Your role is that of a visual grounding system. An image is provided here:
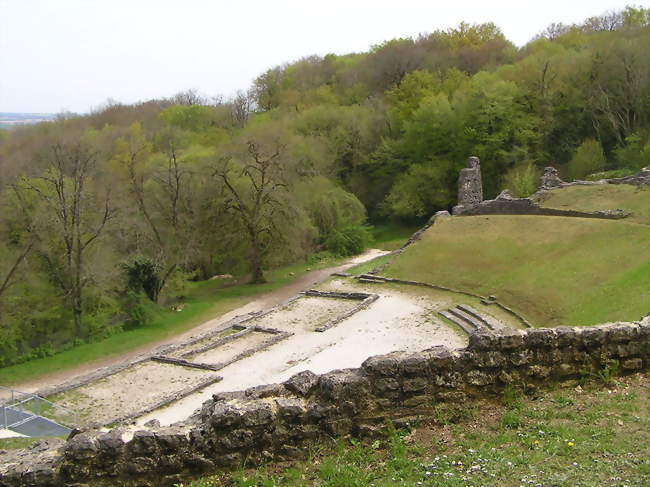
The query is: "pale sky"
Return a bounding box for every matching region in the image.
[0,0,645,114]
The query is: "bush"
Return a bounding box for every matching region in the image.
[122,255,163,302]
[501,162,541,197]
[567,139,606,180]
[614,133,650,171]
[121,291,156,329]
[324,225,371,256]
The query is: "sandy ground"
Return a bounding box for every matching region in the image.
[248,296,361,332]
[15,249,389,394]
[186,331,276,365]
[0,429,26,439]
[136,283,467,427]
[51,361,216,426]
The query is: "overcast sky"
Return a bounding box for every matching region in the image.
[1,0,645,114]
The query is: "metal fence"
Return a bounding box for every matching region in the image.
[0,385,78,436]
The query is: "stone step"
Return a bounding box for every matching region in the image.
[438,310,475,335]
[456,304,503,331]
[448,307,485,331]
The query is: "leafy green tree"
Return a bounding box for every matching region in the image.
[567,139,606,180]
[213,125,306,283]
[15,142,116,338]
[384,160,456,218]
[614,133,650,170]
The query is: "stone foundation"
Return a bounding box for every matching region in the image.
[2,319,648,487]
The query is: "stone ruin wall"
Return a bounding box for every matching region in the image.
[452,160,649,218]
[2,320,649,487]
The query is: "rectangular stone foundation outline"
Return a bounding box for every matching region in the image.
[42,358,223,429]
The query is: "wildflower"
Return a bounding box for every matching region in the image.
[567,441,574,447]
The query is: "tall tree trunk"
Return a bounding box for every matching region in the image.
[249,232,266,284]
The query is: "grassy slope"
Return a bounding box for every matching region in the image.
[540,184,650,225]
[382,215,650,327]
[192,374,650,487]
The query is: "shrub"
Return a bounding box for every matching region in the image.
[122,255,163,302]
[324,224,371,256]
[567,139,606,180]
[121,291,156,329]
[502,162,541,197]
[614,133,650,171]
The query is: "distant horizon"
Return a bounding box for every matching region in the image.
[2,0,646,114]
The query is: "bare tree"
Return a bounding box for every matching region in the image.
[118,131,191,302]
[171,88,207,106]
[18,143,116,337]
[213,137,290,283]
[229,90,254,127]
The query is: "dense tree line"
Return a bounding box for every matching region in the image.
[0,6,649,365]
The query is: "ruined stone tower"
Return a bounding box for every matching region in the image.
[456,156,483,208]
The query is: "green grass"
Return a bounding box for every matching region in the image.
[539,184,650,225]
[191,374,650,487]
[0,254,345,387]
[381,215,650,327]
[370,223,420,251]
[0,437,58,450]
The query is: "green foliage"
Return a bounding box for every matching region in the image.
[122,255,163,302]
[502,161,541,197]
[567,139,606,180]
[121,291,156,329]
[615,133,650,170]
[384,161,456,218]
[159,105,216,132]
[324,224,371,257]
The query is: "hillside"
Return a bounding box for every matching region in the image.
[382,211,650,327]
[539,184,650,226]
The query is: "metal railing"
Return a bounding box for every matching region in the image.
[0,385,78,431]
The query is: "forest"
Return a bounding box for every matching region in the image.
[0,6,649,367]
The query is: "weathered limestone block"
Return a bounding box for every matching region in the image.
[284,370,319,397]
[399,351,432,376]
[275,398,306,421]
[362,352,403,377]
[237,400,276,427]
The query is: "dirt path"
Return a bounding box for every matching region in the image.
[15,249,389,394]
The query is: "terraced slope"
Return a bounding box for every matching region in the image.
[539,184,650,225]
[382,214,650,327]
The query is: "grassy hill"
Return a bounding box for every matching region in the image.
[539,184,650,226]
[381,213,650,327]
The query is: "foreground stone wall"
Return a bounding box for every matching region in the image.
[2,320,648,487]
